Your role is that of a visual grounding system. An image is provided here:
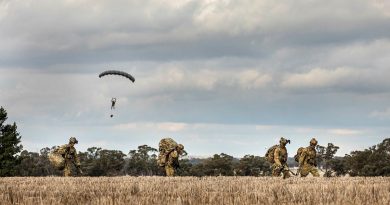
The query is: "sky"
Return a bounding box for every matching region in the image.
[1,0,390,157]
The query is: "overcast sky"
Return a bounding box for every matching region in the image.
[1,0,390,157]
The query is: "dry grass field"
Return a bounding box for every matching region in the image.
[1,176,390,205]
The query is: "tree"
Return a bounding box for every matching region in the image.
[202,153,236,176]
[126,145,160,176]
[316,143,339,177]
[78,147,126,176]
[0,107,23,176]
[328,157,347,176]
[344,138,390,176]
[235,155,271,176]
[99,149,126,176]
[16,147,60,176]
[79,147,103,176]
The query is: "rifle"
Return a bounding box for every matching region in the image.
[277,164,298,176]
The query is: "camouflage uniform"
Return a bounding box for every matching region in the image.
[165,148,180,176]
[54,137,82,177]
[158,138,184,177]
[272,137,290,179]
[299,138,320,177]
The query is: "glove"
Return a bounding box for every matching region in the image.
[76,165,83,175]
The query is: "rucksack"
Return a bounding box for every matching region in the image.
[48,147,65,170]
[265,145,279,163]
[294,147,305,162]
[158,138,178,153]
[157,138,178,167]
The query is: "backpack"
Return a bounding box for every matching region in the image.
[48,150,65,170]
[265,145,279,163]
[294,147,305,162]
[157,138,178,167]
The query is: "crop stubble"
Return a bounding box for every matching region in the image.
[0,177,389,205]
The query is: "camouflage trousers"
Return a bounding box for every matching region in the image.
[165,164,175,177]
[272,164,290,179]
[300,164,319,177]
[63,161,73,177]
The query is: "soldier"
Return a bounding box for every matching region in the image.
[299,138,320,177]
[111,98,116,110]
[157,138,185,177]
[272,137,291,179]
[54,137,82,177]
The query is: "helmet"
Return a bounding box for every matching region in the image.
[279,137,290,145]
[69,137,78,144]
[310,138,318,146]
[177,144,184,150]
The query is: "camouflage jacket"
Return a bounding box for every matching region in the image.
[167,150,180,167]
[299,146,317,166]
[55,144,81,166]
[274,146,288,166]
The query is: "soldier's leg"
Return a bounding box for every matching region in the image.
[63,162,72,177]
[283,170,290,179]
[165,164,175,177]
[272,165,282,177]
[300,165,309,177]
[310,166,320,177]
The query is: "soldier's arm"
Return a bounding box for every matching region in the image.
[73,149,81,167]
[171,151,180,168]
[298,149,306,166]
[274,148,282,166]
[171,150,178,158]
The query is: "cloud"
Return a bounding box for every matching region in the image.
[157,122,188,132]
[281,67,355,89]
[1,0,390,157]
[280,66,390,93]
[328,129,363,136]
[132,66,272,95]
[255,125,277,130]
[370,107,390,119]
[371,0,390,16]
[237,70,272,89]
[1,0,390,66]
[113,122,188,132]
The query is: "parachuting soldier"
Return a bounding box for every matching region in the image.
[157,138,185,177]
[298,138,320,177]
[111,98,116,110]
[53,137,83,177]
[272,137,291,179]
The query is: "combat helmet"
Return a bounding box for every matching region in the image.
[310,138,318,146]
[279,137,290,145]
[177,144,184,150]
[69,137,78,144]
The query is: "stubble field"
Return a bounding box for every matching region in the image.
[1,176,389,205]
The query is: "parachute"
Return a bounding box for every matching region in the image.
[98,70,135,83]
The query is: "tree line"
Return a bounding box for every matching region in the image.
[1,106,390,177]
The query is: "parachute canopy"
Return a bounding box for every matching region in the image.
[99,70,135,83]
